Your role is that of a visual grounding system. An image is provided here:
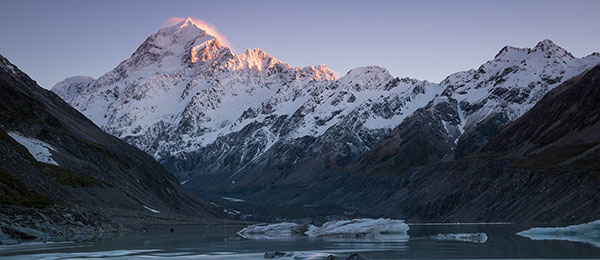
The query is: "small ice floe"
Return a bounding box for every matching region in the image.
[517,220,600,248]
[143,206,160,213]
[222,197,245,203]
[238,218,409,240]
[8,132,58,165]
[433,233,488,243]
[238,222,300,239]
[264,251,359,259]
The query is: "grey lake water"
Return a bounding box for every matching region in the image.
[1,223,599,259]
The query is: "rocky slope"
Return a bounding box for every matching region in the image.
[364,64,600,223]
[0,54,228,244]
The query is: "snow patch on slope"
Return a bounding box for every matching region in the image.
[7,132,58,166]
[143,206,160,213]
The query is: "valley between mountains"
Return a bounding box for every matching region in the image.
[52,19,600,221]
[34,17,600,223]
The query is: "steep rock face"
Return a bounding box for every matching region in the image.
[483,64,600,166]
[53,19,442,187]
[387,65,600,223]
[0,55,226,243]
[352,40,600,172]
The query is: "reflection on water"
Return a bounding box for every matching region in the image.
[1,224,600,259]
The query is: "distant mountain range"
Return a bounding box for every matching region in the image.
[52,18,600,222]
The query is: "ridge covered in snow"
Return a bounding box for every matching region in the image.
[52,18,441,181]
[353,39,600,171]
[433,39,600,156]
[52,18,600,186]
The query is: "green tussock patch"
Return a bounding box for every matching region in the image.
[36,163,109,188]
[511,143,600,172]
[86,142,132,173]
[0,171,53,209]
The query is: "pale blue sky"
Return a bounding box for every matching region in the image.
[1,0,599,88]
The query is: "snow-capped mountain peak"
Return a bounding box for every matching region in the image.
[177,17,199,28]
[52,75,96,102]
[163,17,211,37]
[227,48,283,72]
[533,39,574,59]
[412,39,600,161]
[339,66,394,91]
[52,20,444,181]
[53,29,600,189]
[494,39,574,64]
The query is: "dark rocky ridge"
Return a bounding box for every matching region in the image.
[0,55,229,244]
[361,65,600,223]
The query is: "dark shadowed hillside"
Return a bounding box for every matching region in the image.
[0,55,229,244]
[347,65,600,223]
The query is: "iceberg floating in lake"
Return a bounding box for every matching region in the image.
[238,218,409,240]
[433,233,488,243]
[237,222,302,239]
[517,220,600,248]
[305,218,409,237]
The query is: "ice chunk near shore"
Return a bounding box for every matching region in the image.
[7,132,58,165]
[433,233,488,243]
[517,220,600,248]
[238,218,409,240]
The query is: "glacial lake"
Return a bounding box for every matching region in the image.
[1,223,599,259]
